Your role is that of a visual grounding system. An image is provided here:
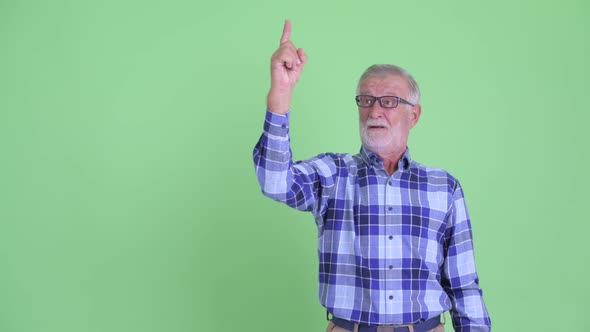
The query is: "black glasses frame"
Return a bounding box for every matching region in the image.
[355,95,415,108]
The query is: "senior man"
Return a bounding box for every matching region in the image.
[253,20,491,332]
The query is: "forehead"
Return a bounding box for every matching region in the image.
[359,74,409,95]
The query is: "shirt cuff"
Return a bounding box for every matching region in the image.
[263,109,290,137]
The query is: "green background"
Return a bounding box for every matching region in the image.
[1,0,588,331]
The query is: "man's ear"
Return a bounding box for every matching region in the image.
[409,104,421,128]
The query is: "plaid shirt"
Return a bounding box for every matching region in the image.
[253,110,491,331]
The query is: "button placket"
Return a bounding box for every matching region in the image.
[383,175,400,315]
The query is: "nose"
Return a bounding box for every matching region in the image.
[367,101,385,118]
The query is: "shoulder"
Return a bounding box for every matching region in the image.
[409,160,461,193]
[294,152,361,176]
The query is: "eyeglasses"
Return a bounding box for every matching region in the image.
[355,95,415,109]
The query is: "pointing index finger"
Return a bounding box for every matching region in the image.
[280,19,291,44]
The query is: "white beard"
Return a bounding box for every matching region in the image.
[359,120,393,149]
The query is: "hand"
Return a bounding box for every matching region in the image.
[267,19,308,115]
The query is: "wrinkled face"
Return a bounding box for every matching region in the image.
[358,74,420,155]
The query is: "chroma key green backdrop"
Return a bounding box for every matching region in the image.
[1,0,588,331]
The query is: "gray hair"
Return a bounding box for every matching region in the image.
[357,64,420,104]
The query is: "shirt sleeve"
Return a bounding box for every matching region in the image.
[442,181,492,332]
[252,110,338,217]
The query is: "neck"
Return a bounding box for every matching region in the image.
[368,147,405,175]
[382,159,398,175]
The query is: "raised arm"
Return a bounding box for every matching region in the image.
[254,20,332,214]
[267,19,308,115]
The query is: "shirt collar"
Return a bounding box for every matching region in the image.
[360,146,412,171]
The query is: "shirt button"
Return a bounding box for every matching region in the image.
[389,265,393,269]
[281,124,287,129]
[388,235,393,240]
[388,207,392,211]
[388,181,392,186]
[389,295,394,300]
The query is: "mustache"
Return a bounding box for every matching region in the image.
[364,119,390,128]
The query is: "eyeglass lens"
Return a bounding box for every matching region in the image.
[356,96,399,108]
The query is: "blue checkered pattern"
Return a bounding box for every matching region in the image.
[253,110,491,332]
